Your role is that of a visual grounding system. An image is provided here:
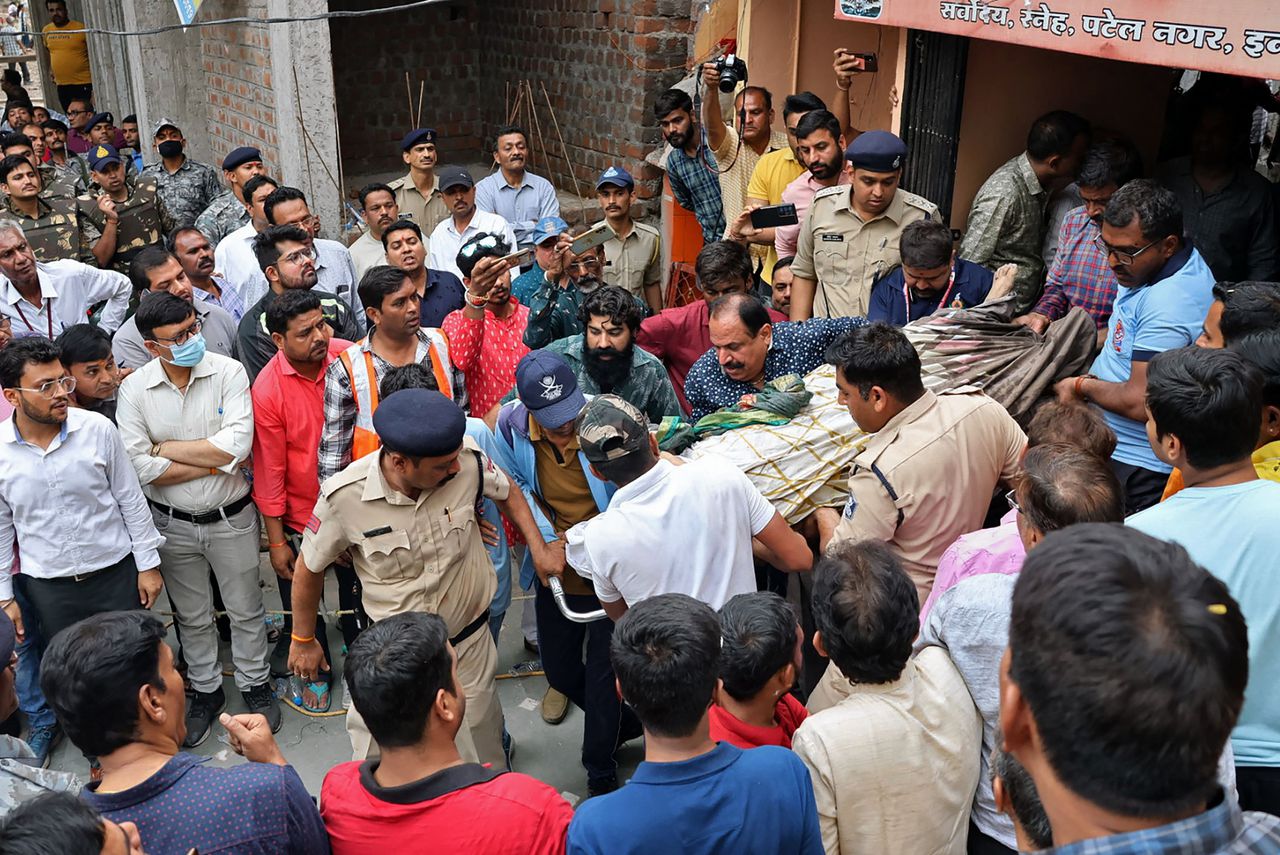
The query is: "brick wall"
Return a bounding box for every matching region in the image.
[200,0,282,173]
[331,0,697,216]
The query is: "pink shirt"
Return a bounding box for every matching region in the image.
[775,171,852,259]
[440,299,530,418]
[919,509,1025,620]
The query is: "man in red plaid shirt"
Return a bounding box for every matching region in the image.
[1015,140,1143,336]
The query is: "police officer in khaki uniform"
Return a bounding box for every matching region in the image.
[288,388,564,765]
[0,153,79,261]
[388,128,449,237]
[596,166,663,313]
[76,144,172,274]
[790,131,941,320]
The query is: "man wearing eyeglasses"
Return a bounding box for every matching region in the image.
[426,166,517,281]
[236,224,363,383]
[116,291,279,745]
[1055,180,1216,514]
[263,186,363,326]
[0,336,165,655]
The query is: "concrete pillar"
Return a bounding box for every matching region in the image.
[76,2,135,121]
[119,2,211,166]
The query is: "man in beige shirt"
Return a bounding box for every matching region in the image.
[288,388,562,766]
[790,131,941,320]
[388,128,449,237]
[816,323,1025,605]
[348,182,399,280]
[596,166,662,312]
[795,539,982,854]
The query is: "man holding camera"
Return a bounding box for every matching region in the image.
[701,60,787,271]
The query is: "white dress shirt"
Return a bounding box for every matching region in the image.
[116,352,255,514]
[0,409,165,598]
[426,210,518,280]
[0,260,132,336]
[565,457,776,609]
[215,227,364,331]
[213,221,263,307]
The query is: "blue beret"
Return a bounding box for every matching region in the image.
[401,128,438,151]
[373,389,466,458]
[222,146,263,171]
[845,130,908,173]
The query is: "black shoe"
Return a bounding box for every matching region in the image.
[243,683,282,733]
[269,634,292,678]
[523,638,539,655]
[182,686,226,748]
[587,775,619,798]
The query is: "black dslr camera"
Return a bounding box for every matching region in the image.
[713,52,747,93]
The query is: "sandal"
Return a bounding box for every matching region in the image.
[302,678,332,713]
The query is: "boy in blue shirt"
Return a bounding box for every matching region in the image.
[1056,180,1215,512]
[1128,346,1280,815]
[568,593,822,855]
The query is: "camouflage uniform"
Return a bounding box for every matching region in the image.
[958,152,1049,314]
[0,736,81,814]
[142,156,224,230]
[195,188,249,246]
[48,154,91,195]
[1,193,80,261]
[39,163,84,201]
[76,173,173,273]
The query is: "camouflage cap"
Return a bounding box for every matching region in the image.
[576,394,650,464]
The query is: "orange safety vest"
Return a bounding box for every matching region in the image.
[338,331,454,462]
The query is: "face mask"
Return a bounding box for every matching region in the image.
[157,140,183,158]
[166,332,205,367]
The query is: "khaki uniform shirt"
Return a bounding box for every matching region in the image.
[389,171,448,238]
[301,437,510,632]
[602,221,661,300]
[832,390,1025,605]
[2,194,79,261]
[792,185,941,318]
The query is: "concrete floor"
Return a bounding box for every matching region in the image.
[44,555,643,803]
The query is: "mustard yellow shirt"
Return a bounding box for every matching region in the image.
[42,21,91,86]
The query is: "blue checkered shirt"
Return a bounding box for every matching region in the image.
[666,143,725,245]
[1043,793,1280,854]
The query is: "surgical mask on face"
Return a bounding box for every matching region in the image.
[157,140,183,158]
[166,332,206,367]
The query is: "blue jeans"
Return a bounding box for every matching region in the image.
[484,498,512,643]
[13,582,56,730]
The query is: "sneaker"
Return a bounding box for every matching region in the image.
[182,687,226,748]
[269,634,292,678]
[502,728,515,771]
[243,683,282,733]
[25,723,61,768]
[540,686,569,725]
[587,775,619,798]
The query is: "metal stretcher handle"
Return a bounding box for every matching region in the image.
[549,575,608,623]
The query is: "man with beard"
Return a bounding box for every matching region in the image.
[1055,180,1215,514]
[1016,139,1143,335]
[654,88,724,245]
[597,167,662,313]
[540,285,681,423]
[41,118,90,192]
[441,233,530,420]
[684,292,865,421]
[349,182,397,280]
[427,166,517,281]
[524,238,628,350]
[774,110,849,260]
[263,185,363,325]
[475,125,559,251]
[168,225,246,322]
[236,224,362,382]
[384,218,466,328]
[790,131,940,320]
[141,119,222,232]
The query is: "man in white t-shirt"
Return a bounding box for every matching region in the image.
[565,395,811,619]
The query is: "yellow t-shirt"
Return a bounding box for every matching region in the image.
[745,146,805,283]
[43,21,92,86]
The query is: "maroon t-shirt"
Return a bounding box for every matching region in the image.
[321,760,573,855]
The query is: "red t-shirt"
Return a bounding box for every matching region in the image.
[708,693,809,749]
[322,761,572,855]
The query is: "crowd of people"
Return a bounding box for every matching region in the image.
[0,13,1274,853]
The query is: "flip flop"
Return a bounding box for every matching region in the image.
[302,678,332,713]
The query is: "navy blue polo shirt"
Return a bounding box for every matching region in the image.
[867,258,994,326]
[567,742,822,854]
[84,753,328,854]
[419,268,467,328]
